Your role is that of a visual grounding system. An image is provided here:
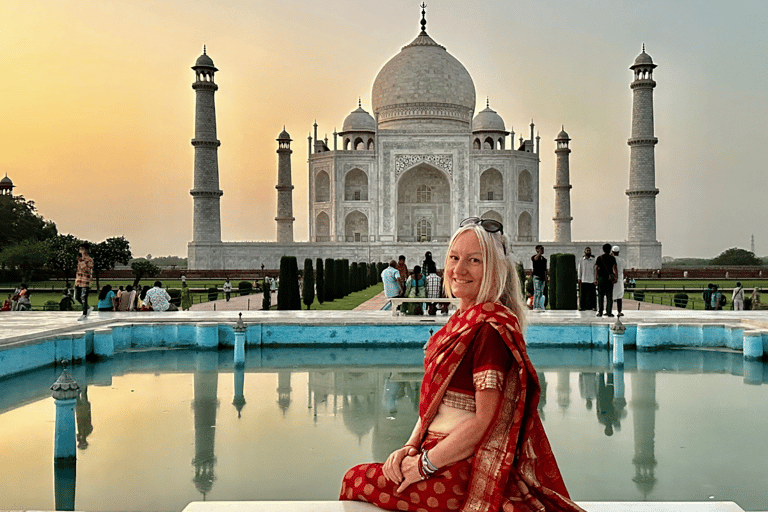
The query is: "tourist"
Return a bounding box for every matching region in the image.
[16,289,31,311]
[750,288,761,310]
[59,291,75,311]
[223,277,232,302]
[732,282,745,311]
[702,283,713,310]
[1,294,11,311]
[10,284,22,311]
[403,265,426,315]
[577,246,596,311]
[711,284,725,310]
[143,281,178,312]
[422,251,437,275]
[75,243,94,321]
[595,243,617,317]
[340,218,583,512]
[138,285,151,310]
[531,245,547,310]
[116,285,136,311]
[425,270,444,316]
[396,255,408,296]
[181,281,193,311]
[381,260,401,299]
[611,246,626,317]
[97,285,116,312]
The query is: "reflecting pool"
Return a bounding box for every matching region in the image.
[0,347,766,511]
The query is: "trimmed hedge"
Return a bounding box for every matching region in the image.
[633,290,645,301]
[549,253,559,310]
[277,255,301,310]
[674,292,688,308]
[555,253,577,310]
[262,277,271,310]
[302,259,315,309]
[324,258,336,301]
[316,258,325,304]
[238,280,252,296]
[207,287,218,302]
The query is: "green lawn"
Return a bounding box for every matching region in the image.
[297,283,383,311]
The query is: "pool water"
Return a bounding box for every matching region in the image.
[0,347,766,511]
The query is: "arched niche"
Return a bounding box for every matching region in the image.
[344,168,368,201]
[315,211,330,242]
[315,171,330,202]
[345,210,368,242]
[397,163,450,242]
[479,168,503,201]
[367,139,374,150]
[481,210,503,223]
[518,170,533,202]
[484,137,494,149]
[517,211,532,241]
[473,138,481,150]
[354,137,365,150]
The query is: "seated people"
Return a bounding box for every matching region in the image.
[59,291,75,311]
[17,290,31,311]
[143,281,178,312]
[117,285,136,311]
[1,294,11,311]
[97,285,116,311]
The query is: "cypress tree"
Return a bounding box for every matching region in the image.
[316,258,325,304]
[556,253,578,310]
[277,256,291,310]
[516,262,526,294]
[340,259,350,297]
[350,262,359,292]
[290,256,301,310]
[303,258,315,310]
[324,258,335,301]
[262,276,271,310]
[377,262,386,282]
[369,261,377,286]
[359,262,368,290]
[334,259,344,298]
[549,253,559,310]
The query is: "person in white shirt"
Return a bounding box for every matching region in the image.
[577,247,596,311]
[223,278,233,302]
[732,282,745,311]
[611,246,626,317]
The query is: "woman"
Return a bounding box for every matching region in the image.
[340,218,583,512]
[181,281,193,311]
[404,265,427,315]
[97,285,115,312]
[116,285,136,311]
[138,285,152,311]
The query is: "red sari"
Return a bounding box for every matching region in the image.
[340,302,584,512]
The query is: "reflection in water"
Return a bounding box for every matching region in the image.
[631,370,658,498]
[0,347,760,512]
[191,353,219,499]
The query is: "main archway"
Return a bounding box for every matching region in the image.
[396,163,451,242]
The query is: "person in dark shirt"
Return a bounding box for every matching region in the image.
[595,243,618,317]
[531,245,548,311]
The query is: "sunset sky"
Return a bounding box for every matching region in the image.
[1,0,766,259]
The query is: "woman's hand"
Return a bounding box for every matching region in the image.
[382,446,418,484]
[395,453,422,494]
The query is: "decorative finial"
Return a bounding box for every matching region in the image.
[486,97,489,108]
[642,43,645,52]
[203,45,207,55]
[358,97,362,108]
[420,2,427,33]
[234,312,246,332]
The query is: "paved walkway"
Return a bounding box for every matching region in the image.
[189,292,269,311]
[352,290,390,311]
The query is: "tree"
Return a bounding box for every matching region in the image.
[350,262,359,293]
[302,259,315,309]
[0,195,57,252]
[262,277,271,310]
[0,240,50,283]
[277,256,301,310]
[316,258,325,304]
[47,234,83,287]
[711,247,761,266]
[91,236,132,290]
[324,258,335,301]
[131,259,162,287]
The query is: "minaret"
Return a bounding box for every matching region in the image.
[627,45,659,242]
[553,127,573,243]
[190,46,223,242]
[275,127,295,243]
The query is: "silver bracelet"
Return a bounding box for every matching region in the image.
[422,449,439,474]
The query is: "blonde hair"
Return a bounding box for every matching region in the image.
[443,224,527,331]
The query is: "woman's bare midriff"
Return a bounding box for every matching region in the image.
[427,402,475,435]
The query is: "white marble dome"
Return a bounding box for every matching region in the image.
[472,105,506,132]
[371,31,476,130]
[341,105,376,133]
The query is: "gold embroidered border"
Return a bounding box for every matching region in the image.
[473,369,505,391]
[442,390,476,412]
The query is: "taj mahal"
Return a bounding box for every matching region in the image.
[188,8,661,270]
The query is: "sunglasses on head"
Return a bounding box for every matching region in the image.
[459,217,504,235]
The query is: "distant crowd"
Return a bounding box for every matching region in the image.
[380,251,448,315]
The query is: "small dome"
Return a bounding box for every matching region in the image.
[341,105,376,133]
[193,47,216,69]
[0,175,12,185]
[556,127,570,140]
[277,127,291,140]
[631,46,656,69]
[472,105,506,132]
